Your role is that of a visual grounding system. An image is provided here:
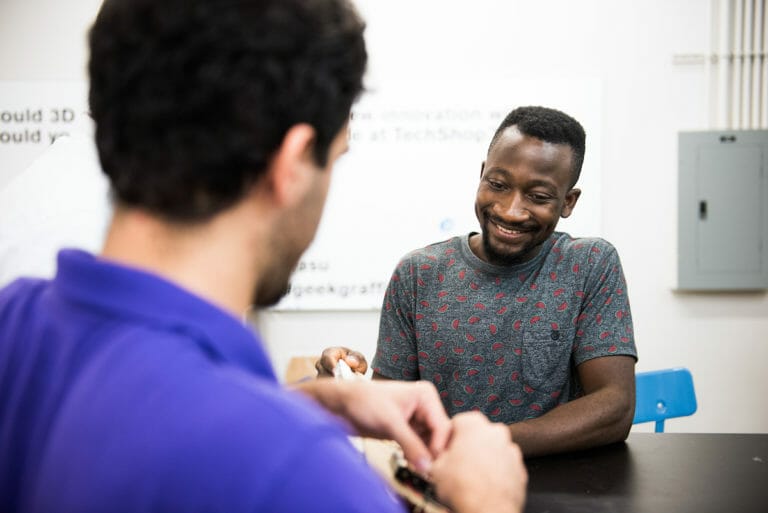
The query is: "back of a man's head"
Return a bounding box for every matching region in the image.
[88,0,367,222]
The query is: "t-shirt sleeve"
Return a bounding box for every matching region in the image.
[572,241,638,366]
[371,254,420,380]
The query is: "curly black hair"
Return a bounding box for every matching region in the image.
[488,106,586,187]
[88,0,367,221]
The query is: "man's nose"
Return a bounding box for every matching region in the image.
[500,193,529,220]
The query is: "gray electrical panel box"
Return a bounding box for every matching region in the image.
[678,130,768,291]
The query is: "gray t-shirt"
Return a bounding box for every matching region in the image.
[372,232,638,423]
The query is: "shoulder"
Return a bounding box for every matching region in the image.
[0,277,49,321]
[552,232,617,252]
[396,236,461,268]
[0,276,47,302]
[550,233,621,261]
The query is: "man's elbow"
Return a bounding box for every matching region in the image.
[610,391,635,443]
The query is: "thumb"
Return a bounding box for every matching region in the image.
[343,353,368,374]
[388,419,433,475]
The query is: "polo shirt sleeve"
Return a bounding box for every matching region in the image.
[571,241,638,366]
[264,432,407,513]
[162,385,409,513]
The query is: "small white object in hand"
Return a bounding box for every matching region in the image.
[334,359,357,380]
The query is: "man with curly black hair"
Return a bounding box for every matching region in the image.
[320,106,638,458]
[0,1,527,512]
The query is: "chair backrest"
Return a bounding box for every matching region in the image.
[633,367,697,432]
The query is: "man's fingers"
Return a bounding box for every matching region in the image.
[409,382,451,456]
[316,347,368,376]
[390,382,452,471]
[344,352,368,374]
[314,358,334,377]
[316,347,348,376]
[426,419,451,457]
[388,419,434,475]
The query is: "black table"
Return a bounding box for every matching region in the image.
[525,433,768,513]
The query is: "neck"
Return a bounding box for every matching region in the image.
[100,205,261,318]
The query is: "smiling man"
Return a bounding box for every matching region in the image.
[320,106,638,457]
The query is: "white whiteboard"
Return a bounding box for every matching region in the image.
[0,81,92,190]
[0,80,602,309]
[0,81,109,287]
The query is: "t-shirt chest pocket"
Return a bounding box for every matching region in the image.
[521,327,574,391]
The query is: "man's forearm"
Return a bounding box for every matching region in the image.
[507,385,634,457]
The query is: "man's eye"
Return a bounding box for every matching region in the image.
[487,180,505,190]
[529,193,553,202]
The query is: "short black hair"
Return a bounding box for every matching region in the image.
[488,106,586,187]
[89,0,367,221]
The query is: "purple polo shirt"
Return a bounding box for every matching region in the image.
[0,249,404,513]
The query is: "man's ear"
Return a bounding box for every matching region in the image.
[265,123,317,207]
[560,188,581,218]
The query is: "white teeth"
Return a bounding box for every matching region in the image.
[495,223,521,235]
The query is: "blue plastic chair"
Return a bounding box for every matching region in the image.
[633,368,697,432]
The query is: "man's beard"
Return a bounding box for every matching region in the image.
[480,219,539,267]
[482,232,521,266]
[252,261,294,308]
[252,280,291,308]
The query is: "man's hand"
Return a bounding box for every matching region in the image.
[315,346,368,377]
[431,412,527,513]
[293,379,450,474]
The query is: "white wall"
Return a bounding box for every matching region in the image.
[2,0,766,434]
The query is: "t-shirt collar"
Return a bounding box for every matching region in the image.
[459,232,557,275]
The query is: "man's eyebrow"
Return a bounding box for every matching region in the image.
[484,169,558,189]
[526,179,559,190]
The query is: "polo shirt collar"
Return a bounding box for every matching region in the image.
[53,249,276,382]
